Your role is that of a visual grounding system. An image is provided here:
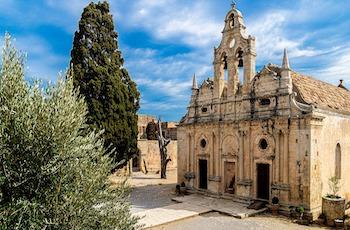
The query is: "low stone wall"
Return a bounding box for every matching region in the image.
[137,140,177,173]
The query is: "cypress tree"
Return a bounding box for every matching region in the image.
[70,1,140,164]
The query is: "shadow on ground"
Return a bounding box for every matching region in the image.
[130,170,178,214]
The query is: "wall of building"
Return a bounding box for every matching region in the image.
[137,140,177,173]
[138,114,156,139]
[177,116,312,209]
[309,110,350,217]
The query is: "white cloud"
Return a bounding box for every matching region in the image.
[247,11,321,64]
[14,35,67,80]
[315,48,350,84]
[136,77,191,98]
[125,0,222,47]
[45,0,89,16]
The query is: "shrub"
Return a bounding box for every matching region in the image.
[0,34,137,229]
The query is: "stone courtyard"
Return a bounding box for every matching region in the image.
[127,170,325,229]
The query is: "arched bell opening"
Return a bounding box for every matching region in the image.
[220,52,228,81]
[236,48,244,84]
[229,13,235,28]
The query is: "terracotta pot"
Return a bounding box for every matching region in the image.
[322,196,345,226]
[269,204,280,215]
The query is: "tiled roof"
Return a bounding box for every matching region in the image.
[291,72,350,113]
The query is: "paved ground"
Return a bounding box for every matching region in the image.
[151,212,325,230]
[129,170,178,213]
[172,194,267,219]
[126,170,325,230]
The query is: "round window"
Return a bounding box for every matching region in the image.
[259,139,268,150]
[200,139,207,148]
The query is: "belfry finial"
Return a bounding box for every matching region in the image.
[192,73,198,90]
[282,48,290,70]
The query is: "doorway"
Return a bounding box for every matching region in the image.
[224,162,236,194]
[256,163,270,200]
[199,159,208,189]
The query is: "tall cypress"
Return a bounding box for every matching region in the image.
[70,1,140,164]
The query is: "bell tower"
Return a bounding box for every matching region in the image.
[213,4,256,98]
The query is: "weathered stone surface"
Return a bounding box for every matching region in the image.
[322,197,345,226]
[138,140,177,172]
[177,4,350,220]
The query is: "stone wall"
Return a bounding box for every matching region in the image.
[138,114,156,139]
[137,140,177,173]
[309,110,350,217]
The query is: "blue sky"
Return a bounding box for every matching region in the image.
[0,0,350,121]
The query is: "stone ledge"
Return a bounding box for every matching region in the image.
[208,176,222,182]
[271,183,290,191]
[237,179,253,186]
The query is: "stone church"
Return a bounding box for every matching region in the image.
[177,5,350,219]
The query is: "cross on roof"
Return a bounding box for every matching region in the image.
[231,0,237,9]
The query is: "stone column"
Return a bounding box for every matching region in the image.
[283,131,289,183]
[216,130,220,176]
[227,58,238,97]
[274,131,280,183]
[187,133,191,172]
[245,129,251,179]
[210,132,215,175]
[279,132,284,183]
[239,130,244,180]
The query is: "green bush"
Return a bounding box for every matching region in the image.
[0,35,137,229]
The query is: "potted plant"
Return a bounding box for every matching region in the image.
[268,196,280,215]
[322,176,345,226]
[296,206,305,220]
[294,206,311,225]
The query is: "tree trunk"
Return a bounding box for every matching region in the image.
[160,153,171,179]
[157,119,171,179]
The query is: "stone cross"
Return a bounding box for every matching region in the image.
[231,0,237,9]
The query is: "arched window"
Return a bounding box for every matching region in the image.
[335,143,341,179]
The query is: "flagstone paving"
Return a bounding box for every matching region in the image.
[151,212,325,230]
[172,194,267,219]
[129,171,324,229]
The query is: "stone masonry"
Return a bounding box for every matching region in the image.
[135,115,178,173]
[177,4,350,220]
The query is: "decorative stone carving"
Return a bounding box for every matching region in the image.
[221,134,239,157]
[253,133,275,159]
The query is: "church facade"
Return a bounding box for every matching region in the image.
[177,5,350,219]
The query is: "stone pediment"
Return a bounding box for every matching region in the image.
[259,65,278,76]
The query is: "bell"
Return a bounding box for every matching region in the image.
[224,61,228,70]
[238,59,243,67]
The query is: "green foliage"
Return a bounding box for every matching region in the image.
[0,34,138,229]
[70,1,140,164]
[296,206,304,214]
[146,121,158,140]
[327,176,341,198]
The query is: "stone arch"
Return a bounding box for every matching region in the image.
[228,13,235,27]
[335,143,341,179]
[221,134,239,157]
[235,47,244,67]
[235,47,244,84]
[219,52,228,81]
